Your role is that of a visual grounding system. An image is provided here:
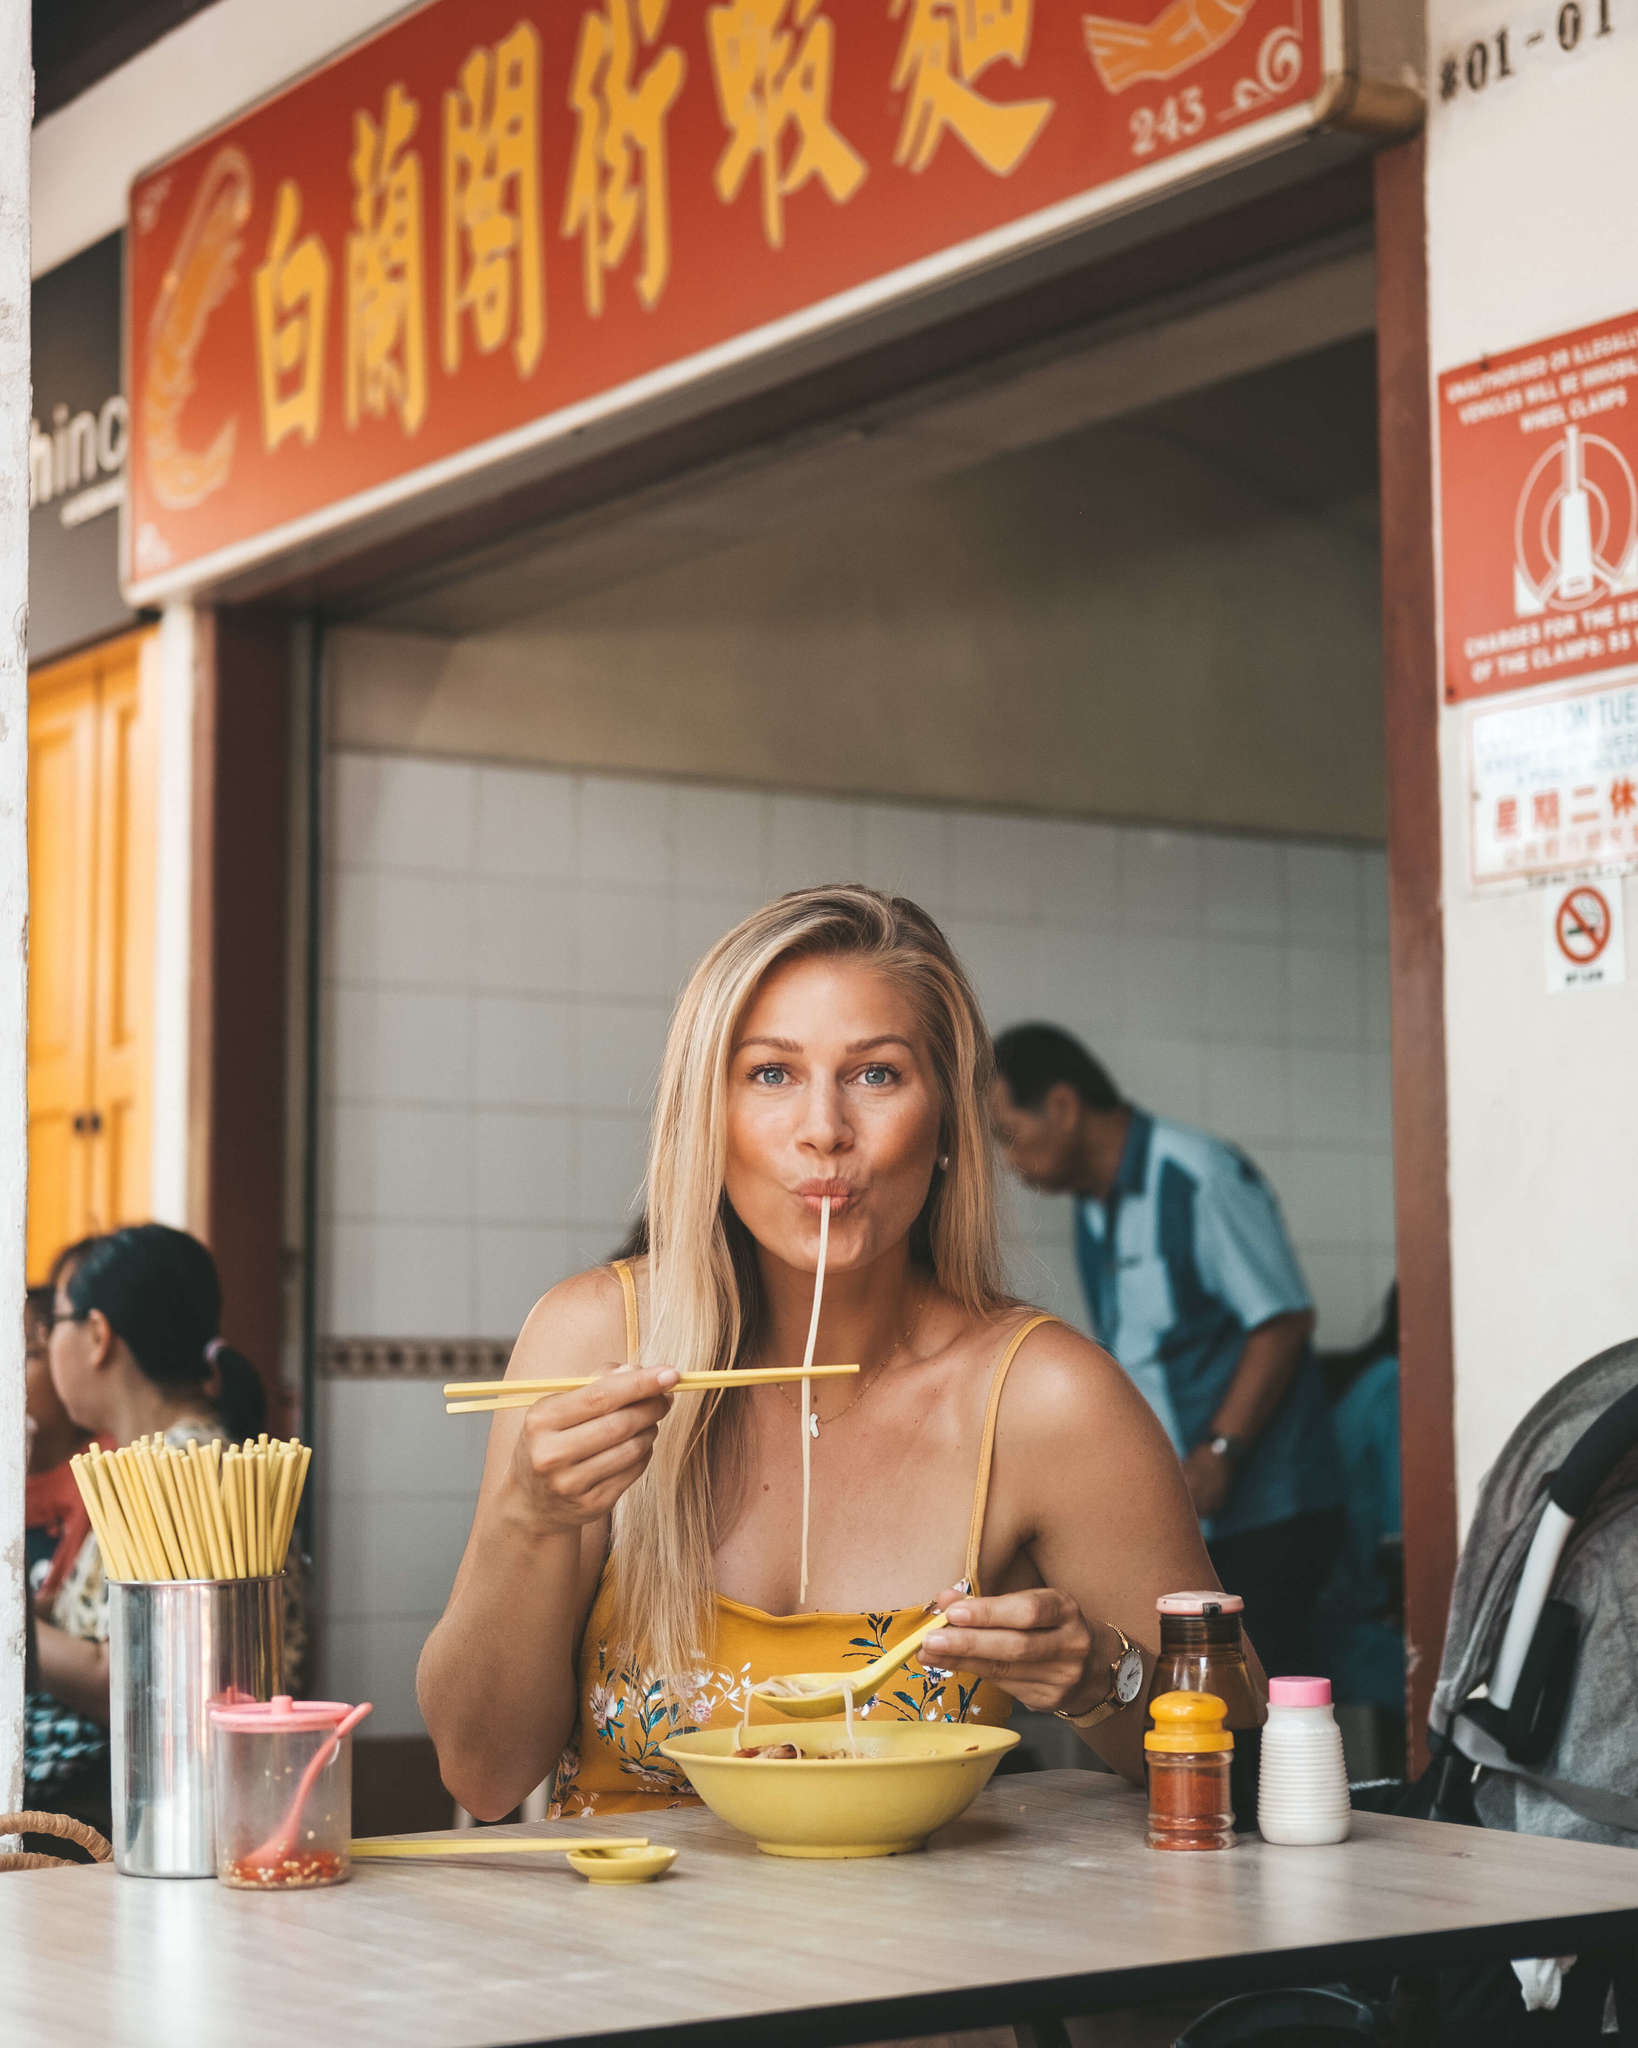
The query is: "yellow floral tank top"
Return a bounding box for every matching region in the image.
[554,1265,1056,1819]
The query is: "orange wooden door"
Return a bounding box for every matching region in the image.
[27,631,157,1281]
[89,641,157,1238]
[27,660,101,1280]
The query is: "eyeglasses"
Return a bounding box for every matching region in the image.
[47,1305,88,1333]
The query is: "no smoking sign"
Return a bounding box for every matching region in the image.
[1546,880,1627,993]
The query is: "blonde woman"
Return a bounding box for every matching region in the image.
[421,888,1220,1823]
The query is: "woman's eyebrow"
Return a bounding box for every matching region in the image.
[734,1034,915,1056]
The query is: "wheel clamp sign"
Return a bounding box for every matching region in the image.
[1439,309,1638,703]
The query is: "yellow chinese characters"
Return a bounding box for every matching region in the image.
[252,180,331,452]
[444,20,546,376]
[346,82,427,434]
[707,0,866,250]
[891,0,1054,176]
[564,0,686,316]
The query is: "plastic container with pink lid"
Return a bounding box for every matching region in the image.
[1256,1676,1351,1846]
[209,1694,371,1889]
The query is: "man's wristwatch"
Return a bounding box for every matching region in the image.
[1207,1433,1247,1465]
[1053,1623,1145,1730]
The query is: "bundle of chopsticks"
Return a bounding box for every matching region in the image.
[67,1435,311,1582]
[444,1364,859,1416]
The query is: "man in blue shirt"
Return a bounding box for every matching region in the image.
[993,1022,1344,1682]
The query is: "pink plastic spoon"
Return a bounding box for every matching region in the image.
[245,1701,373,1871]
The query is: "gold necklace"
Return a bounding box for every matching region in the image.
[775,1362,885,1438]
[773,1294,922,1438]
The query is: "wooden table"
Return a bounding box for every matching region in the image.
[5,1772,1637,2047]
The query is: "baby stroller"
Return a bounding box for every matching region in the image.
[1174,1336,1638,2048]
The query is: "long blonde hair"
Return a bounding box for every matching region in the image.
[604,885,1010,1684]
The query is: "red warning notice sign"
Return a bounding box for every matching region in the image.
[1440,309,1638,702]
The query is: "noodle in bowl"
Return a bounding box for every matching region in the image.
[659,1722,1019,1857]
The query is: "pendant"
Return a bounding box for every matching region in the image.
[809,1412,820,1439]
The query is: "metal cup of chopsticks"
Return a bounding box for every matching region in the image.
[71,1434,309,1877]
[110,1576,285,1877]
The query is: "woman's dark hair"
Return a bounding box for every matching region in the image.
[49,1236,101,1289]
[992,1022,1123,1113]
[65,1224,267,1440]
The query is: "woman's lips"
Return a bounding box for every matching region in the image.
[796,1183,859,1209]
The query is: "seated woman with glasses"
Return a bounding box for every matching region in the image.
[30,1225,299,1777]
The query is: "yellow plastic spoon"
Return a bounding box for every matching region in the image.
[751,1610,950,1720]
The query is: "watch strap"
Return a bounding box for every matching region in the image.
[1054,1623,1138,1730]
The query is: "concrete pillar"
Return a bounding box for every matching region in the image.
[1,0,31,1821]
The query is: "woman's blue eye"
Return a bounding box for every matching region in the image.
[859,1064,898,1086]
[749,1064,788,1086]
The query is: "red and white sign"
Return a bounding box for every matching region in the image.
[1555,884,1610,964]
[1469,672,1638,887]
[124,0,1350,601]
[1546,879,1625,994]
[1439,308,1638,702]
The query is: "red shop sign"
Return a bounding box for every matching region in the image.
[1439,308,1638,702]
[125,0,1350,600]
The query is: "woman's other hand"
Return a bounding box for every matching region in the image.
[921,1586,1097,1715]
[509,1365,678,1535]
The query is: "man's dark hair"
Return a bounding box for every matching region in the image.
[993,1023,1122,1113]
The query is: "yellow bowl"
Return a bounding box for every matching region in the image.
[565,1844,678,1885]
[659,1721,1019,1858]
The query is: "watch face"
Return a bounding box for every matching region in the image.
[1114,1643,1145,1706]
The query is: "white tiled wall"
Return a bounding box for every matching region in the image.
[316,749,1395,1729]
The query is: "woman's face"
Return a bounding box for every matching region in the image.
[723,954,943,1277]
[48,1267,109,1434]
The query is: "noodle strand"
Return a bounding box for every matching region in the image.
[798,1196,830,1605]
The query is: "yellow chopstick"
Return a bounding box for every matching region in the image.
[348,1835,651,1859]
[73,1452,136,1581]
[443,1364,859,1412]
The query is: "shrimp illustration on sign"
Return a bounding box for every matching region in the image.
[141,147,252,511]
[1513,426,1638,617]
[1082,0,1257,93]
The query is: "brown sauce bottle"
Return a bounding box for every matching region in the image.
[1146,1591,1265,1831]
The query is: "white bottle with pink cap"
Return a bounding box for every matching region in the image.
[1256,1676,1352,1846]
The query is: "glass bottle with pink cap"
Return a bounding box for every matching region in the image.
[1147,1591,1265,1831]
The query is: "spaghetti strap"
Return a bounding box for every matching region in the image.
[961,1312,1058,1594]
[610,1259,640,1366]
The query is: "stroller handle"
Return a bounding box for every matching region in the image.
[1489,1373,1638,1716]
[1549,1380,1638,1517]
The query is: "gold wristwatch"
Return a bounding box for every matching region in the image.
[1054,1623,1145,1730]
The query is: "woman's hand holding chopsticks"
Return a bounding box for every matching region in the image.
[509,1365,680,1534]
